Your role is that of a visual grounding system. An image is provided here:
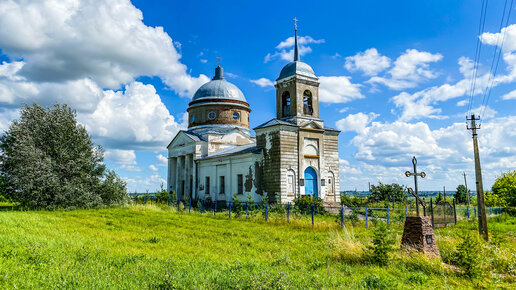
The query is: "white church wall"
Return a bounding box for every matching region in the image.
[197,152,263,203]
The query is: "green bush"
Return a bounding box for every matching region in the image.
[293,195,324,214]
[156,184,169,203]
[369,182,407,202]
[452,233,482,278]
[367,222,395,266]
[340,194,361,207]
[492,170,516,207]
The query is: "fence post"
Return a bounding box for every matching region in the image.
[143,196,146,205]
[177,197,180,212]
[392,197,394,208]
[405,205,408,218]
[287,203,290,223]
[168,194,171,207]
[265,203,268,222]
[214,201,216,216]
[341,205,345,229]
[489,207,492,215]
[201,200,204,214]
[311,203,314,227]
[466,206,469,218]
[189,198,191,214]
[474,207,476,218]
[387,206,390,225]
[365,206,368,228]
[430,198,434,228]
[453,198,457,225]
[246,202,249,218]
[229,201,231,218]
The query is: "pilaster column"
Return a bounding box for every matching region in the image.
[176,156,182,199]
[184,154,191,198]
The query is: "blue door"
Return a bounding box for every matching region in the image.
[304,167,318,198]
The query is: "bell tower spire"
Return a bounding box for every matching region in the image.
[293,17,299,61]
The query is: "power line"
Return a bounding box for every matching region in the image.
[467,0,490,117]
[480,0,514,123]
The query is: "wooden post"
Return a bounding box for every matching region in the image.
[265,203,268,222]
[430,198,434,228]
[468,114,488,241]
[287,203,290,223]
[453,198,457,224]
[341,205,345,229]
[311,203,314,227]
[387,206,390,225]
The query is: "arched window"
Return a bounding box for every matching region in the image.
[303,90,313,115]
[282,91,291,117]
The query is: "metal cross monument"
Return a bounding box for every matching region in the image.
[405,156,426,216]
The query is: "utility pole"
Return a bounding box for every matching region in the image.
[467,114,488,241]
[443,186,446,202]
[463,172,469,205]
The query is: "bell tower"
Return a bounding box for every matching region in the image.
[275,18,320,121]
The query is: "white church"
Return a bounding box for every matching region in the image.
[167,25,341,204]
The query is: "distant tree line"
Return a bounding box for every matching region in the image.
[0,103,127,209]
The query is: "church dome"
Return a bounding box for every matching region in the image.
[277,60,316,80]
[192,66,247,102]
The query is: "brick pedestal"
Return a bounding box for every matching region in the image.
[401,216,440,258]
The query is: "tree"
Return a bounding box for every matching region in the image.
[369,182,407,202]
[455,185,468,204]
[491,170,516,207]
[0,103,127,209]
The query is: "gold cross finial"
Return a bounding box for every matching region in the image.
[216,55,222,66]
[293,17,298,30]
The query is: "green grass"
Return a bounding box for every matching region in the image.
[0,204,514,289]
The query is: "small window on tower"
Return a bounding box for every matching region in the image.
[233,112,240,120]
[208,111,216,120]
[303,90,313,115]
[282,91,291,117]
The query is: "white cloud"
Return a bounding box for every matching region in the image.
[345,48,391,76]
[104,149,136,165]
[0,0,208,97]
[264,35,324,63]
[368,49,442,90]
[79,81,187,151]
[318,76,364,103]
[339,159,362,175]
[339,116,516,190]
[0,107,19,133]
[335,112,379,133]
[250,78,274,87]
[149,165,158,171]
[157,154,168,166]
[480,24,516,53]
[501,89,516,100]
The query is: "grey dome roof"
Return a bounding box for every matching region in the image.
[278,61,316,80]
[192,66,247,102]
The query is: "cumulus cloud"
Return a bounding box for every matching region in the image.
[79,82,186,151]
[335,112,379,133]
[339,117,516,190]
[264,35,324,63]
[250,78,274,87]
[0,0,209,97]
[390,28,516,121]
[368,49,443,90]
[149,165,158,171]
[104,149,137,165]
[501,89,516,100]
[318,76,364,103]
[345,48,391,76]
[480,24,516,53]
[157,154,168,166]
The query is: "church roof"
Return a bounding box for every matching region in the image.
[192,66,247,103]
[277,61,316,80]
[199,143,262,160]
[254,119,297,129]
[254,118,340,132]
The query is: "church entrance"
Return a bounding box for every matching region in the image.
[304,167,318,198]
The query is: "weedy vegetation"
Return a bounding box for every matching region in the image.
[0,204,514,289]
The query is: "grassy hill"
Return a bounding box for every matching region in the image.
[0,205,514,289]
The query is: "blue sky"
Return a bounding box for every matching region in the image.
[0,0,515,192]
